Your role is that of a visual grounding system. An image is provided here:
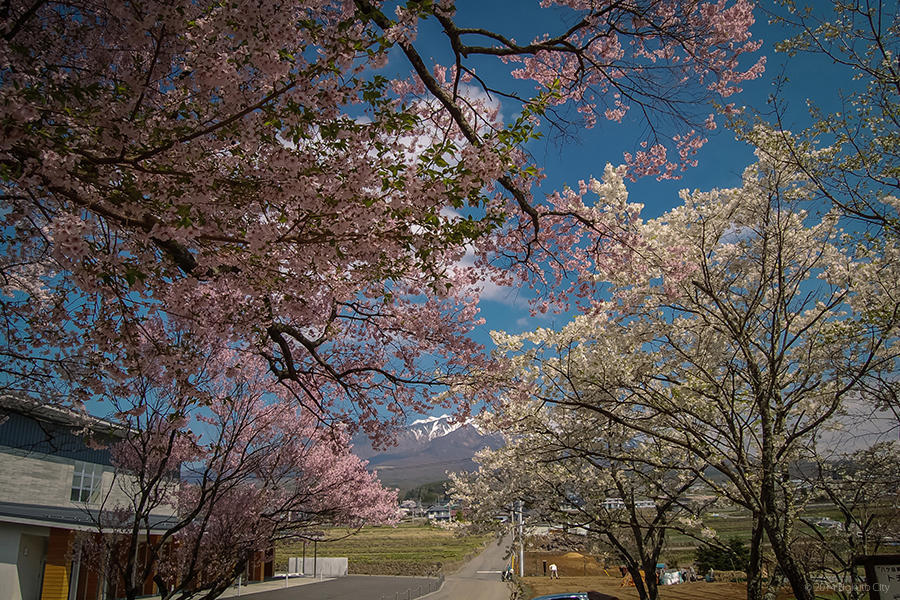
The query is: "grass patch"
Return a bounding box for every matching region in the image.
[276,521,490,576]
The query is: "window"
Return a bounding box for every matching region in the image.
[70,461,103,503]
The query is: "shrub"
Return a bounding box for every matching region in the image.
[694,537,750,573]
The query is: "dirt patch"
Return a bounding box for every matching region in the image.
[525,551,614,577]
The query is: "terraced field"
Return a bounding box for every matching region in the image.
[275,522,491,576]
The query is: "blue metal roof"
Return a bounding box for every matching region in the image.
[0,500,179,532]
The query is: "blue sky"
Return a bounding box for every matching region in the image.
[427,3,900,446]
[432,1,846,348]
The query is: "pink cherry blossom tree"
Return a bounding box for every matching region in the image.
[0,0,763,437]
[79,352,396,600]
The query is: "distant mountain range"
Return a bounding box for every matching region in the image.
[352,414,503,491]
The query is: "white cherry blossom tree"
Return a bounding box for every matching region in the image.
[480,147,900,600]
[452,402,710,600]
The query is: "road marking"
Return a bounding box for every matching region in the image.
[476,570,503,574]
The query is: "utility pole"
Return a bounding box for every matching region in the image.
[518,500,524,578]
[509,506,515,574]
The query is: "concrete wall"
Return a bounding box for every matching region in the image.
[0,450,73,508]
[288,557,348,577]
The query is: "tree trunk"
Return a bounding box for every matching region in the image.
[763,516,813,600]
[640,558,659,600]
[758,386,813,600]
[746,512,766,600]
[627,564,650,600]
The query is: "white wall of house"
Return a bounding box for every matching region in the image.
[0,523,22,600]
[0,523,49,600]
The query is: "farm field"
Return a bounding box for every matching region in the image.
[521,575,851,600]
[665,504,846,549]
[521,553,873,600]
[521,576,748,600]
[275,522,491,576]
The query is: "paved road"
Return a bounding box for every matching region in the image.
[233,575,439,600]
[230,536,514,600]
[426,535,513,600]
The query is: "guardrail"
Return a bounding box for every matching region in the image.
[379,575,444,600]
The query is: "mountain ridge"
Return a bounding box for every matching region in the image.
[352,414,502,491]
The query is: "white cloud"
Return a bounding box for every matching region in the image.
[478,280,523,305]
[720,223,754,244]
[439,206,462,221]
[449,242,527,307]
[396,84,504,167]
[815,400,898,455]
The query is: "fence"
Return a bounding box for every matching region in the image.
[378,575,444,600]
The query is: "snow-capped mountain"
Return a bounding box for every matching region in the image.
[406,414,464,443]
[352,414,501,490]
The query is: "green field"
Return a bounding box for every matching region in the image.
[543,503,874,568]
[276,522,491,576]
[663,504,854,565]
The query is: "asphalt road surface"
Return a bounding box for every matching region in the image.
[426,534,513,600]
[235,535,514,600]
[235,574,440,600]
